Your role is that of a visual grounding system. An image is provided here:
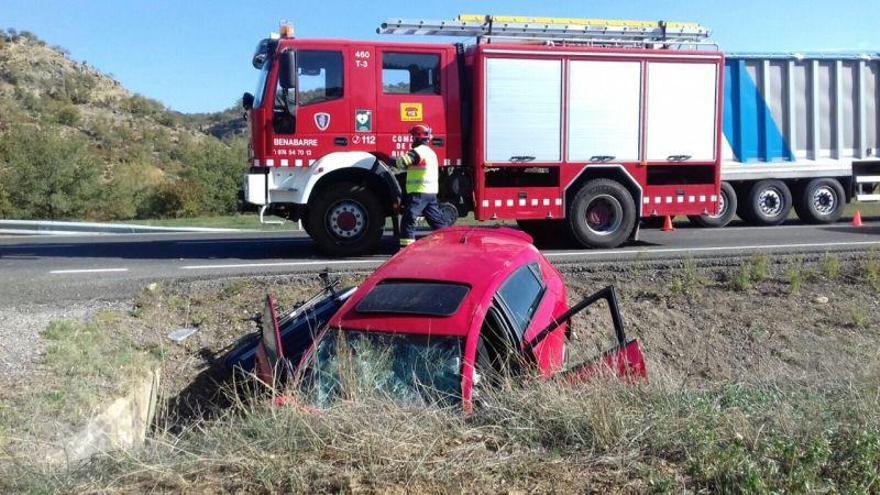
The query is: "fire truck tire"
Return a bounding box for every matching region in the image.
[742,179,792,226]
[568,179,637,249]
[307,182,384,257]
[688,182,737,228]
[793,178,845,224]
[439,202,459,227]
[300,216,314,237]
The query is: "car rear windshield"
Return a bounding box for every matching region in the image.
[356,281,470,316]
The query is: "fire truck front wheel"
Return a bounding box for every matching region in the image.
[307,182,385,257]
[568,179,637,249]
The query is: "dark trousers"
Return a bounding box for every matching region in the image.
[400,193,446,244]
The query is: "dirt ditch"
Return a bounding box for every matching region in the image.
[3,251,880,491]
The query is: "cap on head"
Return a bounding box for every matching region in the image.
[409,124,432,142]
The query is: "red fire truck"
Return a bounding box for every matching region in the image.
[242,15,724,256]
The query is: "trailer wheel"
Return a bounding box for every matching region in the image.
[307,182,384,257]
[794,178,845,224]
[568,179,636,249]
[742,180,792,226]
[688,182,737,228]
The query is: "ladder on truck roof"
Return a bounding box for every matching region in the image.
[377,14,712,48]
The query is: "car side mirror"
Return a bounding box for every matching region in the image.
[242,92,254,111]
[279,50,296,90]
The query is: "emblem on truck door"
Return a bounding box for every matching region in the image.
[314,112,331,131]
[400,103,423,122]
[355,109,372,132]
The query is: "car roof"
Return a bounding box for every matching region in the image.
[327,227,540,337]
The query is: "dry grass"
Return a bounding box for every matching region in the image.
[5,368,879,494]
[4,256,880,493]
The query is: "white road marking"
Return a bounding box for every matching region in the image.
[545,240,880,259]
[177,240,880,272]
[50,268,129,274]
[180,259,384,270]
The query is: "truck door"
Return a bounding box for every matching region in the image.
[269,46,350,165]
[375,47,448,165]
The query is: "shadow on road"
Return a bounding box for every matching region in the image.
[0,234,403,261]
[2,218,877,264]
[819,225,880,237]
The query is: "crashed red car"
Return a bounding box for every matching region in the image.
[236,227,646,410]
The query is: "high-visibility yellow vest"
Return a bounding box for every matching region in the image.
[397,144,439,194]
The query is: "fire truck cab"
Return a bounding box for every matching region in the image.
[242,16,724,256]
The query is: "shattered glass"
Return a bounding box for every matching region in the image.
[303,329,463,407]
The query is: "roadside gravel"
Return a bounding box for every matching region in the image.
[0,301,129,384]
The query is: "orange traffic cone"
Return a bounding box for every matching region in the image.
[661,215,675,232]
[852,210,863,227]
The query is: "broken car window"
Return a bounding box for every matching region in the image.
[303,330,463,407]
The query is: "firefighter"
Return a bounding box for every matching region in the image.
[395,124,446,249]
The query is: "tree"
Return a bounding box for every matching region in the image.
[0,125,103,219]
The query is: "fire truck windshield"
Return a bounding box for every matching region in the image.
[252,60,271,109]
[302,329,463,407]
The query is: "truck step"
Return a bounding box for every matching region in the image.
[856,194,880,202]
[855,175,880,183]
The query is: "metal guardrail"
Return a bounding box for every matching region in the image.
[0,220,246,236]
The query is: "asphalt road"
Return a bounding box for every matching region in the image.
[1,220,879,305]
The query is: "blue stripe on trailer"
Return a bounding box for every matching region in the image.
[723,59,794,163]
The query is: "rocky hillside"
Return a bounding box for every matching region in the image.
[0,29,246,221]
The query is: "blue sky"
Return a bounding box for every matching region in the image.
[4,0,878,113]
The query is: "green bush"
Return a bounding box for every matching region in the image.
[101,160,160,220]
[0,125,103,219]
[52,103,81,126]
[121,94,164,117]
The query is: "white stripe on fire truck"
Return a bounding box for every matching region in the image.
[266,159,275,167]
[643,197,650,204]
[699,195,706,202]
[531,199,538,206]
[542,199,550,206]
[280,159,289,167]
[654,197,661,204]
[482,200,489,207]
[554,198,562,206]
[665,196,672,204]
[308,159,316,166]
[506,199,514,207]
[677,196,684,203]
[518,199,526,206]
[443,159,451,165]
[253,159,259,167]
[494,200,502,207]
[689,195,695,203]
[711,195,718,202]
[455,159,462,166]
[295,159,303,167]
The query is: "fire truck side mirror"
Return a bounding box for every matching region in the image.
[278,50,296,90]
[242,92,254,111]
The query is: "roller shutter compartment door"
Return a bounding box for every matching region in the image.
[646,62,718,162]
[485,58,562,163]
